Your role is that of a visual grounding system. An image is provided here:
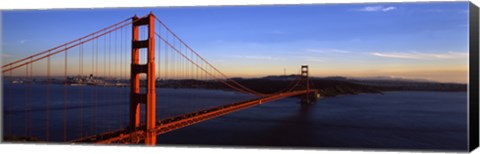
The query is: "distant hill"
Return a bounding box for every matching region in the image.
[351,76,434,83]
[159,75,466,97]
[270,75,467,92]
[262,75,467,91]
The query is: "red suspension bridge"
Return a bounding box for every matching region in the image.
[2,13,319,145]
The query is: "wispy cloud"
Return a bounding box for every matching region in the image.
[19,40,27,44]
[305,48,351,54]
[354,6,397,12]
[296,55,325,63]
[370,51,468,60]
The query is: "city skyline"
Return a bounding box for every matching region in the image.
[1,2,470,83]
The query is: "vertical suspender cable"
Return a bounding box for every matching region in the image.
[120,26,124,126]
[101,36,108,131]
[91,34,95,134]
[46,50,51,141]
[64,47,68,141]
[122,25,125,126]
[165,32,169,118]
[80,41,84,138]
[114,26,118,129]
[157,24,161,119]
[103,34,107,132]
[108,32,112,130]
[95,36,99,134]
[8,65,12,135]
[29,58,32,136]
[25,63,28,137]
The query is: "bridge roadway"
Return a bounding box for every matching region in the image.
[72,89,318,144]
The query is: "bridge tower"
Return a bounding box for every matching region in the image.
[300,65,319,104]
[130,13,156,145]
[301,65,310,91]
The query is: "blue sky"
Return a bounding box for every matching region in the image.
[1,2,470,83]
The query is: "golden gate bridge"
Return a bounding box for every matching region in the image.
[2,13,319,145]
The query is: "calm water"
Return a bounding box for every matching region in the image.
[3,83,467,151]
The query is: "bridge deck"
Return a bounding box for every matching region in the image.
[72,89,317,144]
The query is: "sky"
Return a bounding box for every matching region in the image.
[1,2,470,83]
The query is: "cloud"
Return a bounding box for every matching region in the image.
[381,6,396,12]
[355,6,397,12]
[305,48,351,54]
[295,55,325,63]
[370,51,468,60]
[19,40,27,44]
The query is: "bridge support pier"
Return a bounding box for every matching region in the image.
[301,91,320,104]
[130,13,156,145]
[299,65,319,104]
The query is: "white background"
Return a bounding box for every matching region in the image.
[0,0,478,154]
